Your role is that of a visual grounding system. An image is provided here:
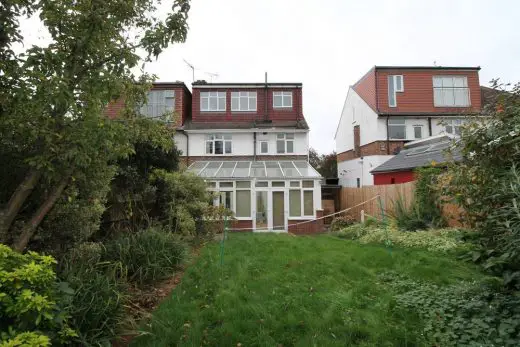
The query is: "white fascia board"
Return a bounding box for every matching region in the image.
[185,128,309,134]
[193,84,302,89]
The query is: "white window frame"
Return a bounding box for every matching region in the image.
[388,118,406,139]
[231,91,257,112]
[433,76,470,107]
[200,91,226,112]
[276,133,295,154]
[413,125,423,139]
[444,118,464,135]
[388,75,404,107]
[138,90,175,119]
[205,134,232,155]
[288,180,315,218]
[259,140,269,154]
[273,91,293,108]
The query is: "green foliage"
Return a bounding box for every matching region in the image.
[0,0,190,249]
[441,82,520,288]
[329,215,356,232]
[390,167,446,231]
[382,272,520,346]
[0,245,75,345]
[152,170,222,238]
[0,332,51,347]
[104,228,186,286]
[308,148,338,178]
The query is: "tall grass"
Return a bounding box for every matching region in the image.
[104,228,186,286]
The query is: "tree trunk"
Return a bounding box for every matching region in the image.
[13,175,70,252]
[0,170,42,242]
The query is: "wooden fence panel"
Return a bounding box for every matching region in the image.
[339,182,415,221]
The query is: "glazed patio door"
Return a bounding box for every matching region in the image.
[272,191,285,231]
[255,190,269,230]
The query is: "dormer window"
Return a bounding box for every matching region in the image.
[201,91,226,112]
[138,90,175,119]
[231,91,257,112]
[206,134,232,155]
[433,76,470,107]
[388,75,404,107]
[273,91,293,108]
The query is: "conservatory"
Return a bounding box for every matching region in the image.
[187,160,322,231]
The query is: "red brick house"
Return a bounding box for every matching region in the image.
[335,66,482,187]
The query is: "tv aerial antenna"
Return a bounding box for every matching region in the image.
[183,59,219,83]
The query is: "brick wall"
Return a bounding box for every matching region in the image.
[353,125,360,157]
[191,87,303,123]
[376,69,481,114]
[337,140,406,162]
[230,220,253,232]
[288,209,325,235]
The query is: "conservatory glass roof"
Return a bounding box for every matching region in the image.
[187,160,321,179]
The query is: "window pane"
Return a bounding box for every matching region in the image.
[283,95,292,107]
[277,133,285,139]
[272,181,285,187]
[389,125,406,139]
[433,77,443,87]
[261,141,268,153]
[206,141,213,154]
[210,97,218,111]
[286,140,294,153]
[255,181,268,187]
[395,75,403,91]
[220,182,233,188]
[290,181,300,187]
[231,96,239,111]
[236,190,251,217]
[220,191,232,209]
[302,180,314,188]
[388,118,405,125]
[286,133,294,139]
[236,181,251,188]
[225,141,232,154]
[414,126,422,139]
[446,125,453,134]
[303,190,313,215]
[276,140,285,153]
[201,97,209,111]
[273,94,283,107]
[388,76,396,106]
[215,140,223,154]
[434,89,443,106]
[207,181,216,188]
[289,190,301,217]
[249,96,256,110]
[443,89,454,106]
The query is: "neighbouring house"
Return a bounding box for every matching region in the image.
[334,66,482,187]
[181,80,323,233]
[370,134,461,185]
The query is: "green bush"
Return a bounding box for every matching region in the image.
[104,228,186,286]
[0,332,51,346]
[391,197,428,231]
[381,272,520,346]
[359,227,469,253]
[60,242,126,346]
[332,223,372,240]
[0,245,76,345]
[329,215,356,232]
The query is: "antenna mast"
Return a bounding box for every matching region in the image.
[183,59,195,82]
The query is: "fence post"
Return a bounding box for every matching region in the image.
[360,209,365,223]
[220,216,228,267]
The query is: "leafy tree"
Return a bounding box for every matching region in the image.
[441,81,520,288]
[0,0,190,251]
[309,148,338,178]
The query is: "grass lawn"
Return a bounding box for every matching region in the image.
[131,233,483,347]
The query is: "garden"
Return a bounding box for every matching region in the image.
[2,0,520,345]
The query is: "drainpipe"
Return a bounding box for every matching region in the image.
[428,117,432,136]
[253,132,257,161]
[264,72,269,122]
[386,116,390,155]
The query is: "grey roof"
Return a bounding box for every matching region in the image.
[371,140,462,174]
[182,118,309,130]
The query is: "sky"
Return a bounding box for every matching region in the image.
[19,0,520,154]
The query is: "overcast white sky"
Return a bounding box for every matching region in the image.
[20,0,520,153]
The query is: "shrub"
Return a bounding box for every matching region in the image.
[381,273,520,347]
[330,215,356,232]
[60,242,127,346]
[0,332,51,346]
[0,245,76,345]
[359,227,469,253]
[104,228,186,286]
[440,82,520,288]
[332,223,372,240]
[390,168,446,231]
